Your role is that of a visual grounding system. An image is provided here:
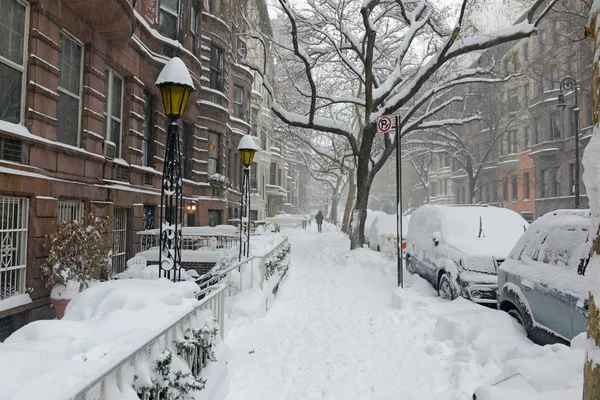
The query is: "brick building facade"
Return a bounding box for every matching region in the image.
[0,0,307,339]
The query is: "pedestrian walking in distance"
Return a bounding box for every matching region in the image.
[316,211,324,233]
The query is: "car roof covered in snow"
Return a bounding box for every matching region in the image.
[368,214,410,237]
[407,205,529,259]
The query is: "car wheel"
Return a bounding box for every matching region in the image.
[438,273,458,300]
[507,307,533,337]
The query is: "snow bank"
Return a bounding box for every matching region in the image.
[392,274,584,399]
[0,279,227,400]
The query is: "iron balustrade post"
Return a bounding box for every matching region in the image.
[159,118,183,281]
[239,165,251,261]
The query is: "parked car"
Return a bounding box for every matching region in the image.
[497,209,592,345]
[406,205,529,305]
[366,214,410,257]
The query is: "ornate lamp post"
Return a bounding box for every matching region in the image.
[237,135,259,261]
[155,57,195,280]
[556,77,580,209]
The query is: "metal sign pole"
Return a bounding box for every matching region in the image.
[395,114,403,288]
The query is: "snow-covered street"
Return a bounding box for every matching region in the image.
[223,227,584,400]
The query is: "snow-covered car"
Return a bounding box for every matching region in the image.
[405,205,529,305]
[366,214,409,257]
[497,209,592,345]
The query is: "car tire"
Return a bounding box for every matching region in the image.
[507,307,533,337]
[438,273,458,300]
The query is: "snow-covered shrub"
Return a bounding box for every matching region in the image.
[264,242,291,279]
[208,174,231,199]
[135,318,220,399]
[42,215,111,294]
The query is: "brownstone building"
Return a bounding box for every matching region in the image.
[0,0,268,339]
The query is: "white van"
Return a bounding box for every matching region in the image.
[406,205,529,305]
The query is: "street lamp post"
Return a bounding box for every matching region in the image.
[155,57,195,281]
[556,77,580,209]
[237,135,259,261]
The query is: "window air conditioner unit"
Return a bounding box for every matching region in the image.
[103,141,116,160]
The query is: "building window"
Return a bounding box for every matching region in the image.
[57,200,84,221]
[503,177,509,201]
[210,45,224,92]
[250,162,258,191]
[508,89,518,112]
[0,136,21,162]
[550,112,561,140]
[159,0,179,40]
[540,169,547,198]
[511,175,518,201]
[270,162,277,185]
[524,126,530,148]
[585,95,593,127]
[204,0,214,13]
[142,91,155,167]
[569,163,576,195]
[0,0,27,124]
[445,179,452,195]
[523,83,529,107]
[233,84,245,119]
[208,131,220,175]
[539,30,546,54]
[546,65,556,91]
[190,5,198,54]
[523,42,528,61]
[103,68,124,157]
[510,130,518,153]
[533,117,539,144]
[551,168,559,197]
[56,33,83,146]
[0,196,29,301]
[523,172,530,200]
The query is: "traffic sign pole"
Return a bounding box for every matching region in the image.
[396,114,403,288]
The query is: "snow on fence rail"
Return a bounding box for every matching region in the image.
[70,283,226,400]
[138,230,238,251]
[195,236,291,293]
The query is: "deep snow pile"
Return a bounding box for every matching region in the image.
[0,279,227,400]
[223,227,583,399]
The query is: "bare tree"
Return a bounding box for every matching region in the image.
[251,0,559,249]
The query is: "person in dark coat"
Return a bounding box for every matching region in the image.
[315,211,324,233]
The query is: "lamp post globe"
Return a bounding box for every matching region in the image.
[237,135,260,261]
[155,57,195,281]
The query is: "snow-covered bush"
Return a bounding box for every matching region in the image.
[136,318,221,399]
[208,174,231,199]
[264,242,291,279]
[41,215,111,295]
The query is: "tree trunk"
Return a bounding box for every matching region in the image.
[349,158,373,249]
[468,174,476,204]
[342,169,356,233]
[583,6,600,398]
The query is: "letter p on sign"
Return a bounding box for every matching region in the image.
[377,115,396,133]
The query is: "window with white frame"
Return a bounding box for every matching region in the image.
[57,200,84,221]
[210,45,224,92]
[0,0,28,124]
[57,32,83,146]
[233,84,245,119]
[103,68,124,157]
[0,196,29,301]
[159,0,179,40]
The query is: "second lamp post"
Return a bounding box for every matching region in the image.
[556,76,580,209]
[237,135,259,261]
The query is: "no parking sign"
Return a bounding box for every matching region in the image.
[377,115,396,133]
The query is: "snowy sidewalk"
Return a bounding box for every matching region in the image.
[222,227,585,400]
